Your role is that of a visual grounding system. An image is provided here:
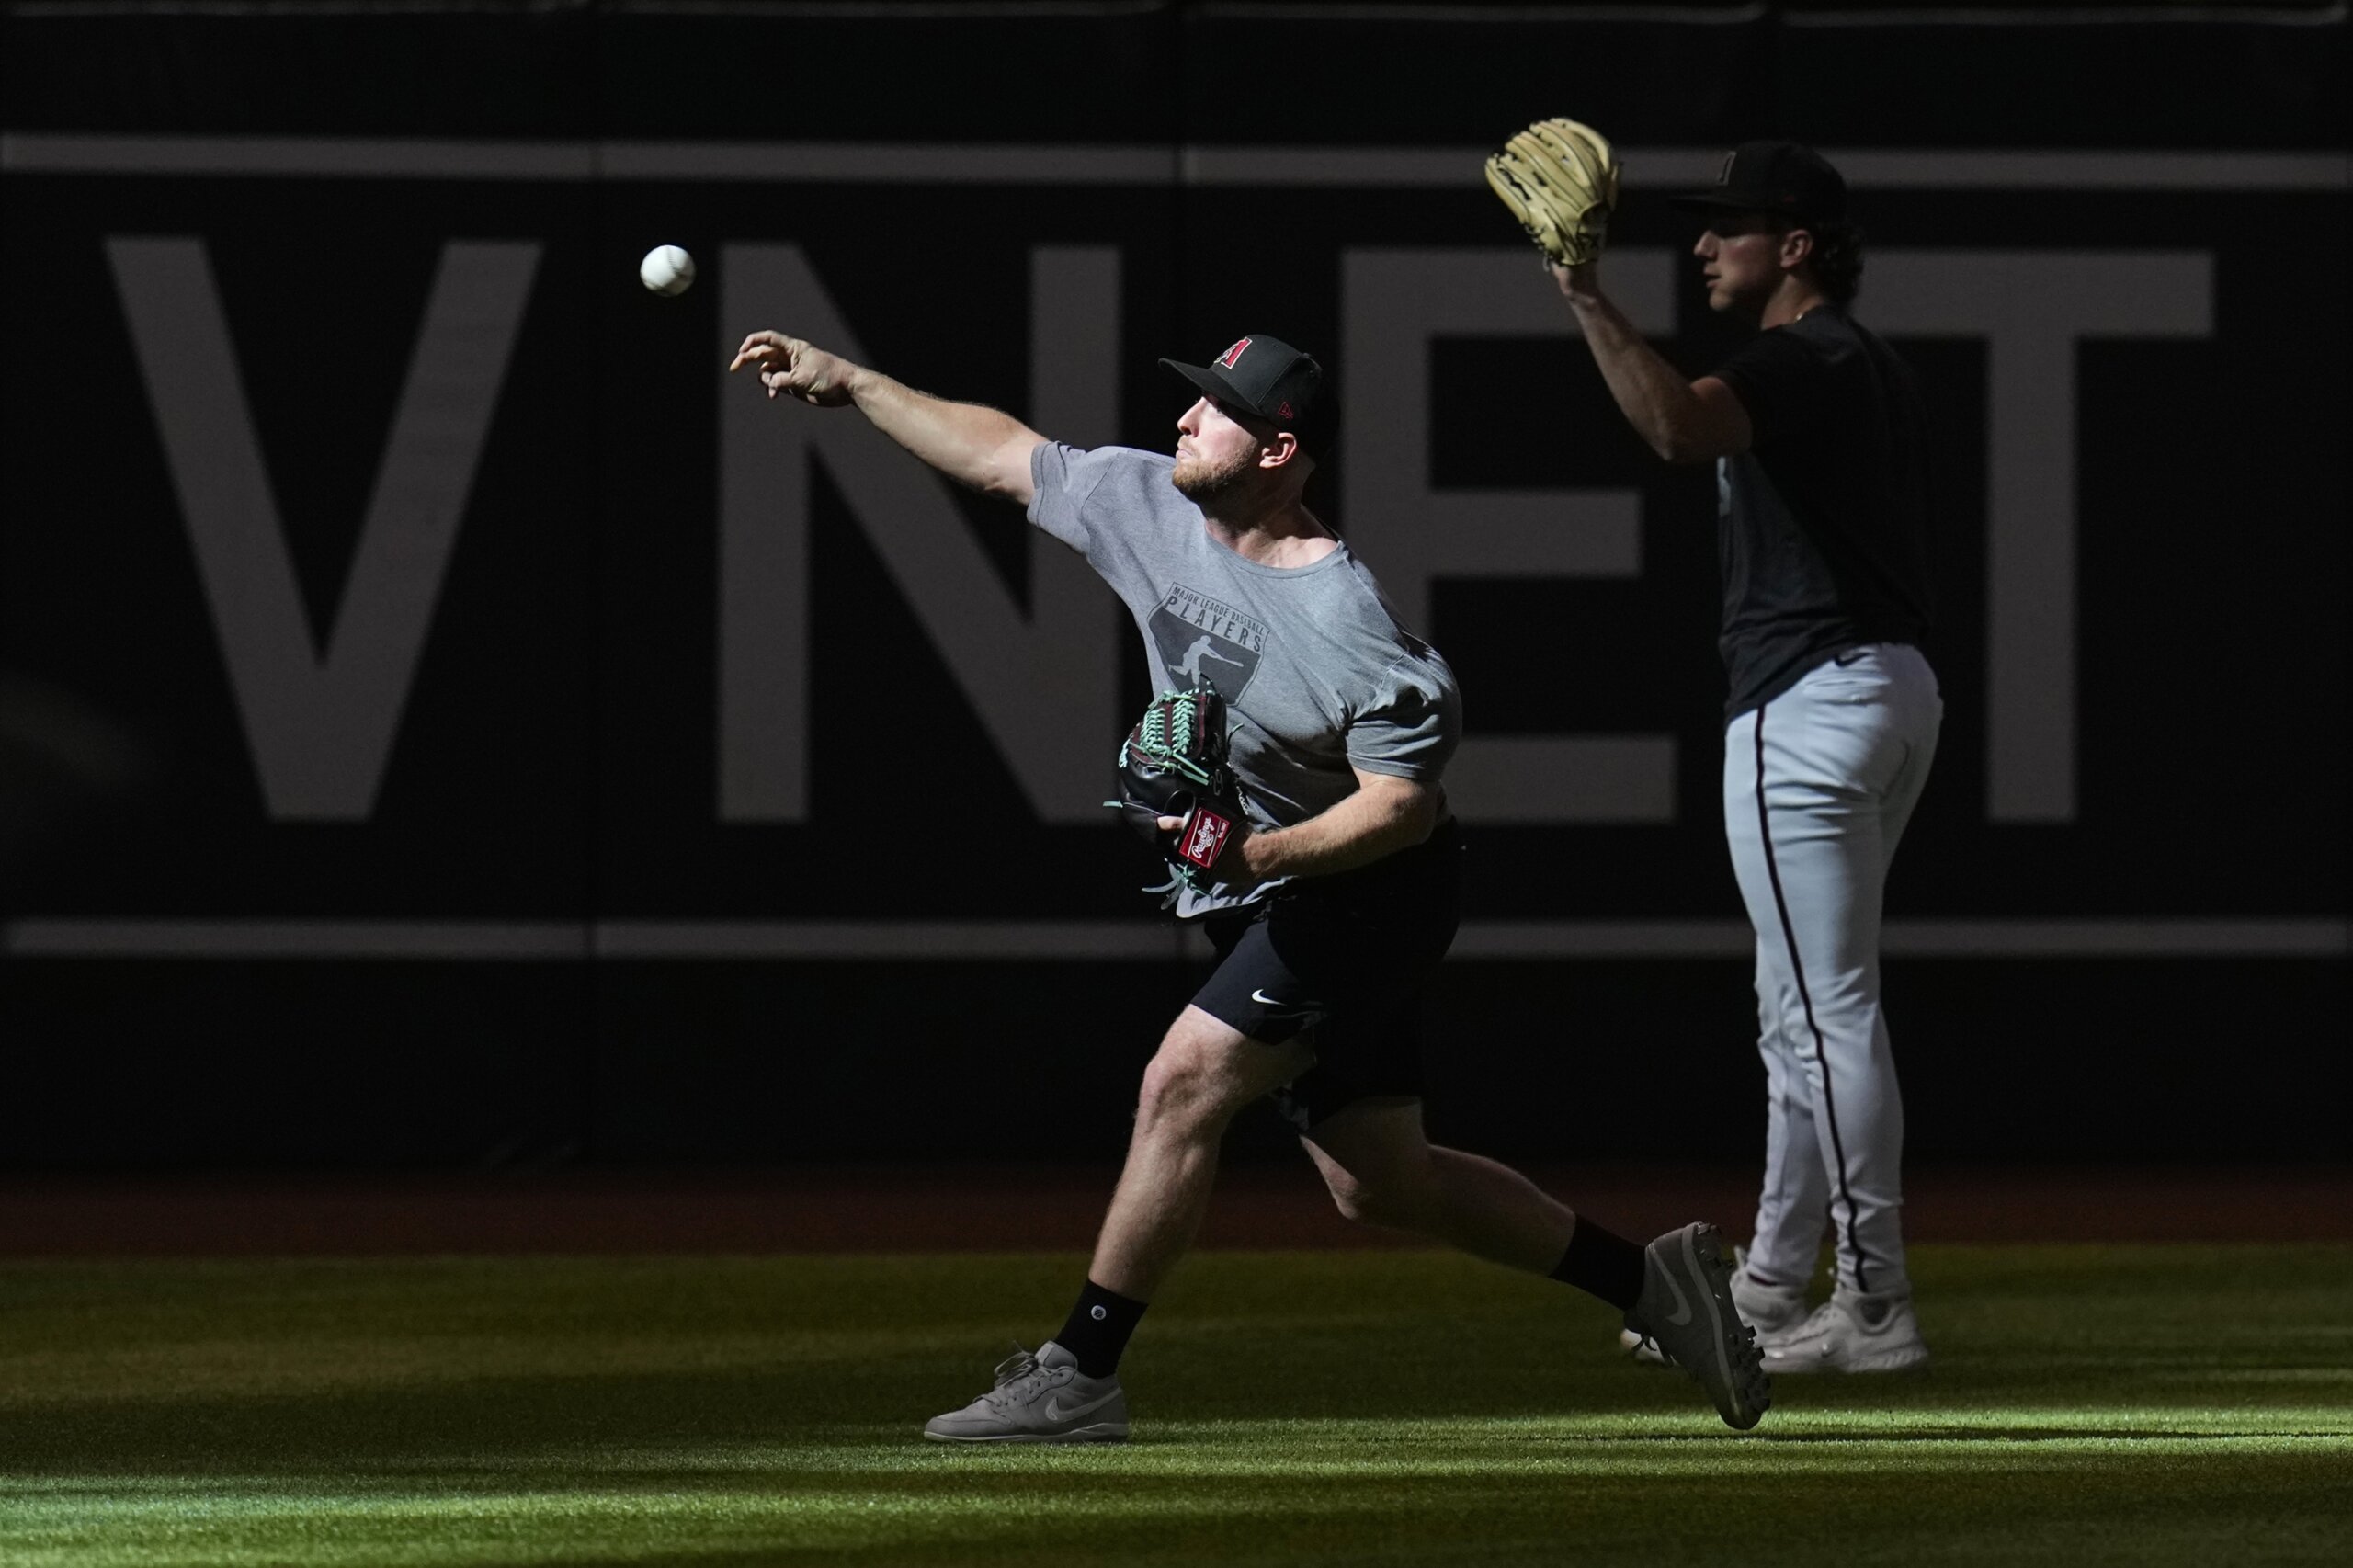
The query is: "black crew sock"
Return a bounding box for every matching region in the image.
[1549,1220,1648,1312]
[1055,1280,1149,1378]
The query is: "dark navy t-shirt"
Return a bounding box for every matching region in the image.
[1711,308,1936,718]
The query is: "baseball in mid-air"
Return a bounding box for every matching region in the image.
[639,244,696,297]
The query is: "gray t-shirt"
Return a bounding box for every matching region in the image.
[1029,442,1461,915]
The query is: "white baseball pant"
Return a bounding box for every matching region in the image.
[1722,642,1941,1299]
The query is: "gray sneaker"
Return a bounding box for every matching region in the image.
[1620,1246,1805,1366]
[1759,1287,1929,1374]
[1621,1222,1772,1430]
[923,1342,1130,1444]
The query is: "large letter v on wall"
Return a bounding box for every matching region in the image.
[107,237,540,820]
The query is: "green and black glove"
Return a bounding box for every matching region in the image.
[1110,683,1248,898]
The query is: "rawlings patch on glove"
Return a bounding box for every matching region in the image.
[1110,683,1249,901]
[1485,117,1620,268]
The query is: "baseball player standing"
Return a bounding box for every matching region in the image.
[728,324,1770,1437]
[1491,130,1941,1373]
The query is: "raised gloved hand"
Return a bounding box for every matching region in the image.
[1484,118,1621,269]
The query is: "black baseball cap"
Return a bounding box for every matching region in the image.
[1671,141,1847,225]
[1159,334,1332,445]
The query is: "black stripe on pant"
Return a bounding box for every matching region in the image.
[1752,701,1872,1295]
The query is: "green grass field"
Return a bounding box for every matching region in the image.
[3,1245,2348,1566]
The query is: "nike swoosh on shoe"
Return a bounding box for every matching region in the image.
[1662,1263,1694,1328]
[1043,1388,1121,1423]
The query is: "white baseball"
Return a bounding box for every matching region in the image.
[639,244,696,297]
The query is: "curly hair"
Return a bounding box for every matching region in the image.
[1803,220,1866,305]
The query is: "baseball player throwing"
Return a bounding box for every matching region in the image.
[1488,127,1941,1372]
[729,324,1770,1438]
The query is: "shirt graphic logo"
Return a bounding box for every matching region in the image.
[1216,336,1252,369]
[1148,584,1267,702]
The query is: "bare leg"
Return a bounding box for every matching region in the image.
[1302,1099,1576,1273]
[1088,1005,1313,1300]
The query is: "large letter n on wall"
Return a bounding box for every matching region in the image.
[717,244,1118,824]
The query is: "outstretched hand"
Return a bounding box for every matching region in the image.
[728,331,859,404]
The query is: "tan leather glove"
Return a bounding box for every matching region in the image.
[1484,118,1621,268]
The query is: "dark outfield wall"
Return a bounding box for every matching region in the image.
[1,4,2345,1167]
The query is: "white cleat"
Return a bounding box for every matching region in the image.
[1759,1287,1930,1374]
[923,1341,1131,1443]
[1621,1246,1804,1367]
[1621,1222,1772,1430]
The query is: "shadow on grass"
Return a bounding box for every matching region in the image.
[6,1250,2351,1480]
[7,1362,2350,1481]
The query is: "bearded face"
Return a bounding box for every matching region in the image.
[1170,440,1259,500]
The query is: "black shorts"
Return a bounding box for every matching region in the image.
[1189,818,1464,1134]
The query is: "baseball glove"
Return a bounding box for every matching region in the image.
[1484,118,1620,268]
[1110,683,1248,900]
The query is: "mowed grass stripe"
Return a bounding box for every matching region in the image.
[6,1454,2348,1568]
[2,1246,2348,1566]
